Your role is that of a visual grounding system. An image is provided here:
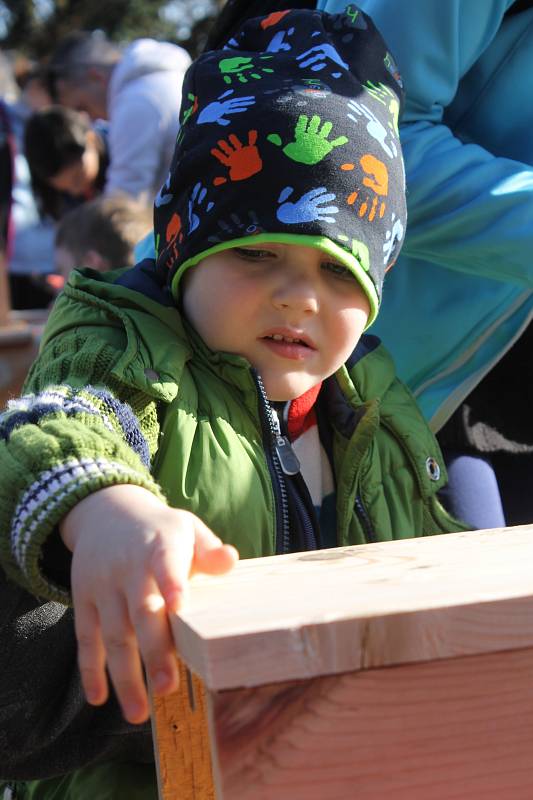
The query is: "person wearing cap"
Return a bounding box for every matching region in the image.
[46,31,191,204]
[318,0,533,529]
[0,7,466,797]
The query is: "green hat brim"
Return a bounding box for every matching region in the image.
[170,233,379,329]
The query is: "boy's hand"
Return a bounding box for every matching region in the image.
[59,485,238,724]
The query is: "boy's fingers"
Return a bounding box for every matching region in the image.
[98,593,149,724]
[73,598,108,706]
[150,521,195,612]
[126,576,180,697]
[152,515,238,612]
[193,541,239,576]
[192,517,239,575]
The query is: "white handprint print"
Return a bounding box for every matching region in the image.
[347,100,397,159]
[383,213,405,267]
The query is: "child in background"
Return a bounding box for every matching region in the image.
[0,7,466,798]
[54,194,153,278]
[24,105,109,221]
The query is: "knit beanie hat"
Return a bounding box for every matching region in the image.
[154,5,406,326]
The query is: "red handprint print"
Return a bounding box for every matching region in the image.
[260,10,291,29]
[343,153,389,221]
[211,130,263,185]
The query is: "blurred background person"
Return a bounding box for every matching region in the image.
[0,51,57,309]
[24,105,109,221]
[54,194,152,280]
[46,31,191,203]
[12,55,50,113]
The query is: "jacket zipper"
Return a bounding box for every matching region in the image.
[252,370,300,554]
[355,494,376,543]
[279,401,322,550]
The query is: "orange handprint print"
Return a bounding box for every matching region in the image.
[343,154,389,221]
[160,212,183,270]
[211,130,263,185]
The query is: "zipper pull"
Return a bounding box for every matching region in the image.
[271,412,301,475]
[274,434,301,476]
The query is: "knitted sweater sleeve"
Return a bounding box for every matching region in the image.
[0,324,166,605]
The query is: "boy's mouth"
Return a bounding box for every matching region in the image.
[261,330,316,350]
[268,334,307,345]
[260,329,317,360]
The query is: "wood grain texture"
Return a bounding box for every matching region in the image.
[210,646,533,800]
[171,526,533,689]
[0,309,46,406]
[151,656,215,800]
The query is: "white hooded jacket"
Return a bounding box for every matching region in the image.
[106,38,191,202]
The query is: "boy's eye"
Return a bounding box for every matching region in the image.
[233,247,276,261]
[322,261,354,281]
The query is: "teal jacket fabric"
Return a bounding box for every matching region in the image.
[318,0,533,430]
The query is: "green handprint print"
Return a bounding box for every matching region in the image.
[267,114,348,165]
[364,81,400,136]
[219,55,274,85]
[337,234,371,272]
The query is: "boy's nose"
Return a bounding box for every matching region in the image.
[272,285,319,314]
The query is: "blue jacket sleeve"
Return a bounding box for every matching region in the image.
[318,0,533,286]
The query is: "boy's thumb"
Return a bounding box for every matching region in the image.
[192,520,239,576]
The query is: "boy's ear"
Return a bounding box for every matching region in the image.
[85,249,111,272]
[85,128,98,147]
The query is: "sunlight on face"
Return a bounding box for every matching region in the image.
[48,133,100,197]
[182,243,370,400]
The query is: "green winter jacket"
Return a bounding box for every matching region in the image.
[0,264,466,798]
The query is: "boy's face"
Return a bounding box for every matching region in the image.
[182,243,370,401]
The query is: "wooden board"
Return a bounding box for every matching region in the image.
[209,646,533,799]
[154,526,533,798]
[170,526,533,689]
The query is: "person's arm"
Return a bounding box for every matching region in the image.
[0,294,237,774]
[0,569,153,780]
[0,318,166,604]
[319,0,533,286]
[104,94,171,201]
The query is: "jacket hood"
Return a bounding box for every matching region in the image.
[43,266,191,404]
[110,38,191,95]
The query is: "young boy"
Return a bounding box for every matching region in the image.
[0,6,465,797]
[54,194,153,277]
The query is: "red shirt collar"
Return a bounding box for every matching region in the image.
[287,382,322,441]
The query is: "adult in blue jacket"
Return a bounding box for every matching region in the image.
[317,0,533,527]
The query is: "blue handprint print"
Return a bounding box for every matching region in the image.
[277,186,339,224]
[208,211,262,244]
[155,171,173,208]
[188,182,214,234]
[266,27,295,54]
[296,43,348,78]
[197,90,256,127]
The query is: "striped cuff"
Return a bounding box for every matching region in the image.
[11,457,164,603]
[1,386,151,468]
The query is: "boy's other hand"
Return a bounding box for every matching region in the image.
[59,485,238,724]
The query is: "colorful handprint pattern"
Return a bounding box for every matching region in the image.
[154,5,406,317]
